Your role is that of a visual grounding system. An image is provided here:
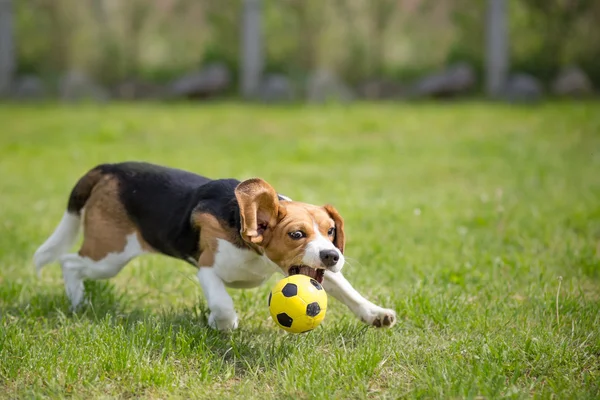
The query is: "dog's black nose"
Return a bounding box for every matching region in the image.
[320,249,340,267]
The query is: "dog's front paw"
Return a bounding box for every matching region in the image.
[359,305,397,328]
[208,311,239,331]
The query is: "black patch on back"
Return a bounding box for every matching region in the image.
[97,162,241,263]
[191,179,244,239]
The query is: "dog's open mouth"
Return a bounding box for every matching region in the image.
[288,265,325,284]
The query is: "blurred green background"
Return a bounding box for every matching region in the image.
[8,0,600,94]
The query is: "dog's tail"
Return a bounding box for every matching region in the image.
[34,166,105,275]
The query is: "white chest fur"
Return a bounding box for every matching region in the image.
[212,239,280,288]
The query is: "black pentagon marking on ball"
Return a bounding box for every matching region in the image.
[306,302,321,317]
[277,313,294,328]
[310,279,323,290]
[268,292,272,306]
[281,283,298,297]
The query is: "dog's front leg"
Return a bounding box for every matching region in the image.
[323,270,396,328]
[197,267,239,331]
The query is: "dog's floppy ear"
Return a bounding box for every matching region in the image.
[324,204,345,254]
[235,178,286,244]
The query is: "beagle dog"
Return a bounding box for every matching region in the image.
[34,162,396,330]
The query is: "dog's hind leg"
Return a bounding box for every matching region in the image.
[60,232,148,309]
[34,166,105,275]
[61,176,152,309]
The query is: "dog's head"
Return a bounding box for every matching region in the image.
[235,178,345,283]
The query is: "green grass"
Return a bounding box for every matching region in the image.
[1,101,599,399]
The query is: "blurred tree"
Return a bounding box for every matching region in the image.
[576,1,600,85]
[447,0,485,78]
[8,0,600,91]
[515,0,597,81]
[336,0,369,83]
[90,0,150,83]
[123,1,150,78]
[89,0,118,83]
[204,0,240,69]
[0,0,15,95]
[43,0,73,73]
[485,0,508,96]
[241,0,263,98]
[368,0,396,77]
[287,0,322,72]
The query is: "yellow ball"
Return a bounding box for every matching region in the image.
[268,274,328,333]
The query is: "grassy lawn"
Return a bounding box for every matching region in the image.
[0,102,599,399]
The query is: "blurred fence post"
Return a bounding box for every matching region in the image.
[485,0,508,97]
[0,0,15,97]
[240,0,263,99]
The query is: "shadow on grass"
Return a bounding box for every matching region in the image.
[1,280,305,376]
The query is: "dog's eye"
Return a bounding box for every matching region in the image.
[328,227,335,236]
[288,231,306,240]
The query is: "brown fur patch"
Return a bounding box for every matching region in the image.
[191,212,254,266]
[193,213,226,267]
[79,176,153,261]
[323,204,345,254]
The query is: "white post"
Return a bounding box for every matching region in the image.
[240,0,263,99]
[0,0,15,96]
[485,0,509,97]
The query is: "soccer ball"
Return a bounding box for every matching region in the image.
[268,274,328,333]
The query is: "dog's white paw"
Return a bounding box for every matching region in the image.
[208,311,239,331]
[359,305,397,328]
[61,257,86,311]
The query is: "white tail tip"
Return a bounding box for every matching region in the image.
[34,212,81,276]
